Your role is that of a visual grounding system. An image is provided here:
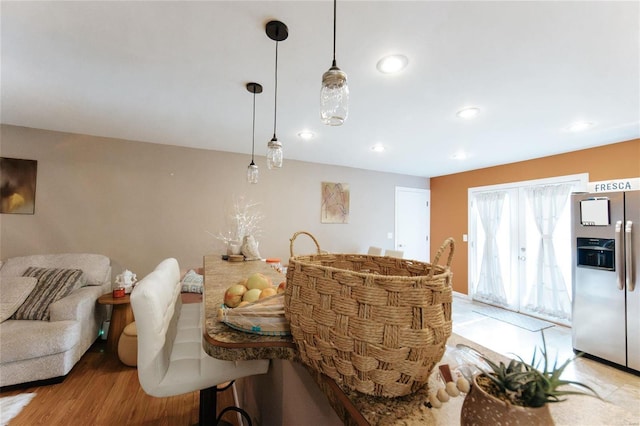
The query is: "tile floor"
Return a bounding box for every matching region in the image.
[451,292,640,419]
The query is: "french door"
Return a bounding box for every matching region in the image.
[468,174,587,325]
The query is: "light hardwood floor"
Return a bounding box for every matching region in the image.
[0,339,239,425]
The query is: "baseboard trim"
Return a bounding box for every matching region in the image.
[453,291,471,300]
[0,375,66,392]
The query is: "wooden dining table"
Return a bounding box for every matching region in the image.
[201,254,638,426]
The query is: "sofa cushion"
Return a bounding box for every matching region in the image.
[0,276,38,322]
[0,319,81,363]
[180,269,203,294]
[0,253,110,286]
[12,268,85,321]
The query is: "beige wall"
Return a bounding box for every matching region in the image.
[430,138,640,294]
[0,125,427,277]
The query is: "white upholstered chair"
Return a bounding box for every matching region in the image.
[367,246,382,255]
[130,258,269,425]
[384,249,404,258]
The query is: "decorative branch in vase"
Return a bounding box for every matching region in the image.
[207,196,264,256]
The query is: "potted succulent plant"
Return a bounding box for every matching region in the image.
[460,331,602,426]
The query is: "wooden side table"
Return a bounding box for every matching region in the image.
[98,293,134,354]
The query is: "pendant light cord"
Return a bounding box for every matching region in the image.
[251,90,256,162]
[273,41,279,138]
[332,0,337,67]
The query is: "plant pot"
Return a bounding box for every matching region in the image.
[460,375,554,426]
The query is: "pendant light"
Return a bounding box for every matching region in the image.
[246,82,262,184]
[320,0,349,126]
[265,20,288,170]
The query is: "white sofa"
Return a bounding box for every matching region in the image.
[0,253,111,387]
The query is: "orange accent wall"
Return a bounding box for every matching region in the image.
[430,139,640,294]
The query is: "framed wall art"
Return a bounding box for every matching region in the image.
[321,182,349,224]
[1,157,38,214]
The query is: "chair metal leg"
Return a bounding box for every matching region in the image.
[216,406,252,426]
[199,386,217,426]
[200,381,246,426]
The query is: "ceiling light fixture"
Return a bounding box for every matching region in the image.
[376,55,408,74]
[456,107,480,119]
[246,82,262,184]
[320,0,349,126]
[297,130,315,140]
[567,121,595,132]
[451,150,468,160]
[266,20,288,170]
[371,144,385,152]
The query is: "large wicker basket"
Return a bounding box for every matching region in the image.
[284,233,454,398]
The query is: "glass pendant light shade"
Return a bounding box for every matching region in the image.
[320,64,349,126]
[265,21,288,171]
[247,161,259,184]
[266,137,283,169]
[246,82,262,184]
[321,0,348,126]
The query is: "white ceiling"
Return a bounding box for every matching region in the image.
[2,1,638,178]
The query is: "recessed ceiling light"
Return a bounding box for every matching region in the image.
[371,144,385,152]
[567,121,595,132]
[297,130,315,140]
[456,107,480,119]
[376,55,409,74]
[451,150,468,160]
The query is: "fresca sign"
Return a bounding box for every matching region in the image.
[587,177,640,193]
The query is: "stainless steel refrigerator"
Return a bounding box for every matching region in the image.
[571,190,639,372]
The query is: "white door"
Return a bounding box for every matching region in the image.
[395,187,430,261]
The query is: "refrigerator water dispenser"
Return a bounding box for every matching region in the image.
[577,237,615,270]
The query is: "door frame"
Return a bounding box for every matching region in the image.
[467,173,588,318]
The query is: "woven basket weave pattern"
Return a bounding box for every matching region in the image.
[285,238,454,398]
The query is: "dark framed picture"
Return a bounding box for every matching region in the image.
[1,157,38,214]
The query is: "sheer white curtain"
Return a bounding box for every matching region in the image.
[473,191,508,305]
[524,183,573,320]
